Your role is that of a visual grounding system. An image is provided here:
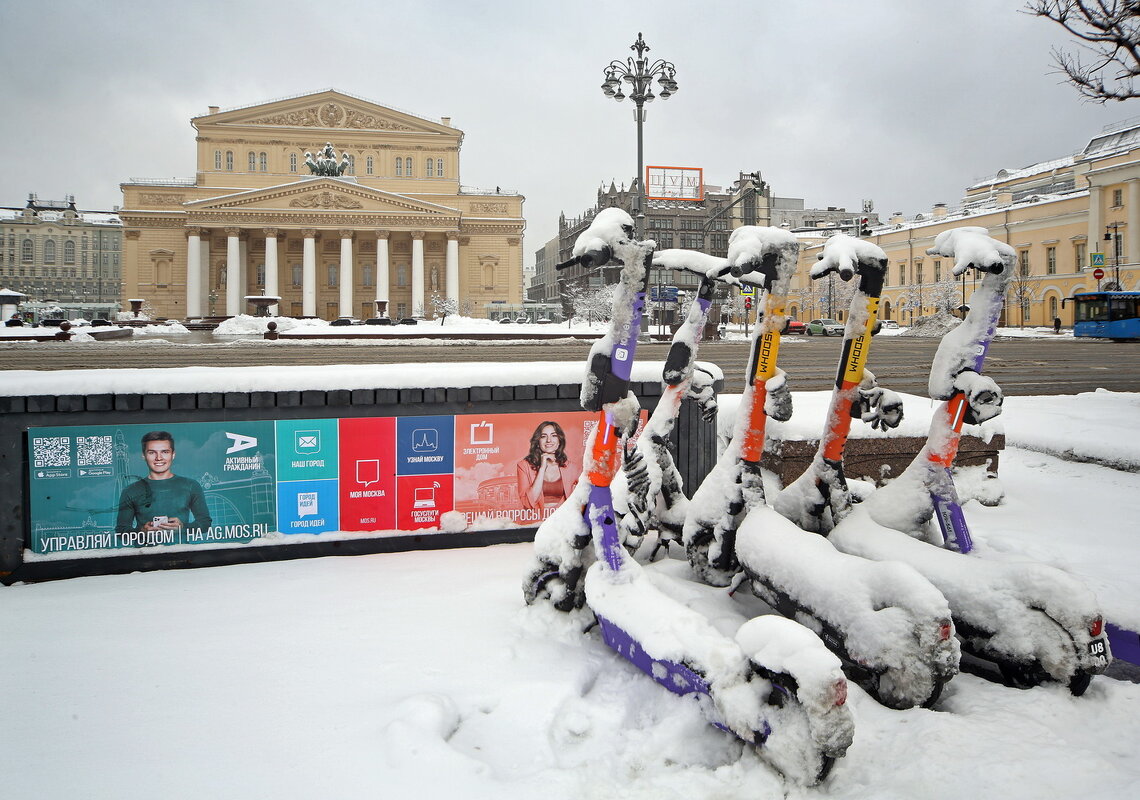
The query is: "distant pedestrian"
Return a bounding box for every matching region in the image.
[1053,316,1062,334]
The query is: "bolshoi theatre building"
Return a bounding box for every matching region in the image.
[118,89,525,321]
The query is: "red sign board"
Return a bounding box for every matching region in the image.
[338,417,397,531]
[1093,268,1105,280]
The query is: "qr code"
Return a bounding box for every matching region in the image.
[32,436,71,468]
[76,435,113,466]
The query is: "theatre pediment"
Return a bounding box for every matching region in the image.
[194,89,456,136]
[186,180,459,217]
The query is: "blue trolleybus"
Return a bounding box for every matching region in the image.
[1064,291,1140,340]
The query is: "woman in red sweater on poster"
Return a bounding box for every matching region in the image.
[516,421,571,513]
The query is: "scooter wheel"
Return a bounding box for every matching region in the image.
[686,530,738,588]
[1068,670,1093,697]
[815,755,837,783]
[998,660,1050,690]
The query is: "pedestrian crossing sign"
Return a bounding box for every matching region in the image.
[739,286,755,296]
[1091,252,1105,267]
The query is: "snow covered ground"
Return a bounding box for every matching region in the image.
[212,313,610,337]
[3,391,1139,799]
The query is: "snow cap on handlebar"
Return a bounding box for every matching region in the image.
[574,207,635,257]
[811,233,887,281]
[726,226,799,289]
[926,226,1016,277]
[555,207,637,271]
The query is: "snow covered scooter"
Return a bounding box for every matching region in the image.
[688,231,959,709]
[524,209,853,784]
[616,247,733,557]
[826,226,1112,695]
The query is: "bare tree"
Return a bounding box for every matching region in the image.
[1027,1,1140,102]
[930,275,961,314]
[794,286,820,321]
[724,291,747,325]
[899,283,926,322]
[429,292,458,325]
[1007,268,1041,328]
[566,284,616,325]
[819,274,856,319]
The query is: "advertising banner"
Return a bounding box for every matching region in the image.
[28,421,278,555]
[452,411,596,527]
[25,409,632,558]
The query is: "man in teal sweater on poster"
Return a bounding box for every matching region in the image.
[115,431,212,537]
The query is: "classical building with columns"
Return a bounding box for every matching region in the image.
[119,89,525,320]
[788,118,1140,328]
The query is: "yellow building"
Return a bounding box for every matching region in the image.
[119,89,525,321]
[790,120,1140,327]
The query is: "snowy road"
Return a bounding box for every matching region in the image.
[3,335,1139,395]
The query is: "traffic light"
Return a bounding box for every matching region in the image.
[860,217,872,237]
[744,296,753,311]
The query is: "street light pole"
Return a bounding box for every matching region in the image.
[600,32,679,240]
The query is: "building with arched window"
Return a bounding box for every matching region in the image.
[118,90,524,321]
[0,194,123,316]
[787,119,1140,328]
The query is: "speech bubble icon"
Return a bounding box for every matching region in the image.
[297,491,318,518]
[356,459,380,488]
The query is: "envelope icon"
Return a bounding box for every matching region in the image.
[295,431,321,454]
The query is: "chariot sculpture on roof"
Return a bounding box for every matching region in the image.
[303,143,349,177]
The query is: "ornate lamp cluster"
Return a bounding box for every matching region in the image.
[600,32,679,104]
[599,33,679,239]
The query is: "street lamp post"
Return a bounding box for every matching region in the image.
[600,32,679,239]
[1104,223,1123,289]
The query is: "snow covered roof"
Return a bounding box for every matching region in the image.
[0,207,121,226]
[966,156,1075,191]
[805,189,1090,249]
[1079,118,1140,160]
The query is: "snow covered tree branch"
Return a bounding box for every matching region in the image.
[1006,267,1041,328]
[1027,0,1140,102]
[429,292,458,324]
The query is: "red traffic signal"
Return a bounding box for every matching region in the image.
[744,297,753,310]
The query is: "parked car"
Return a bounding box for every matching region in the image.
[807,318,844,336]
[785,319,807,335]
[881,319,900,329]
[397,317,418,325]
[329,317,354,327]
[498,317,514,323]
[364,317,394,325]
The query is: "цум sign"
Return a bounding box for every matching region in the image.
[646,165,703,201]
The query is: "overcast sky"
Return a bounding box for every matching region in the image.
[1,0,1134,264]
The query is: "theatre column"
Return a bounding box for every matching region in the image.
[186,228,202,318]
[263,228,279,313]
[412,231,425,317]
[446,231,459,306]
[225,227,241,316]
[339,230,354,318]
[376,230,390,317]
[302,229,317,317]
[199,235,210,314]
